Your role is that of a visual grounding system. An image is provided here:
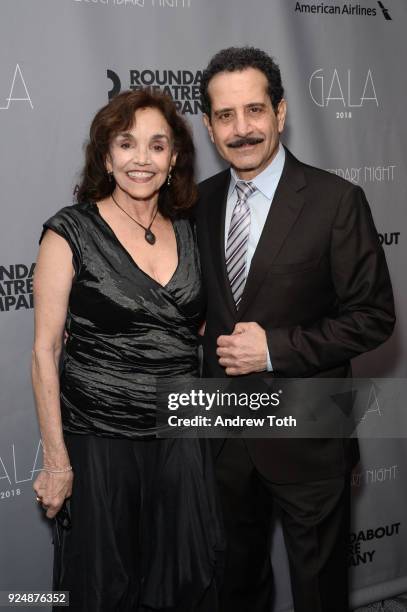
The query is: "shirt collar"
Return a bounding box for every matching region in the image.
[228,143,286,200]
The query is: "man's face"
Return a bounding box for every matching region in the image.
[203,67,286,180]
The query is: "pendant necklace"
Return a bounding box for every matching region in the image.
[110,193,158,245]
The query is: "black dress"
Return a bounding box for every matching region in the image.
[41,203,224,611]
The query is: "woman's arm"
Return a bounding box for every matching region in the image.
[32,230,75,519]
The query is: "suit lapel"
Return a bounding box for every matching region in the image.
[237,149,307,320]
[205,170,237,317]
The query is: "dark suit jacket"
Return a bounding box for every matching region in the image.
[196,148,396,483]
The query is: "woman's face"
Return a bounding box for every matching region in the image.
[106,106,177,203]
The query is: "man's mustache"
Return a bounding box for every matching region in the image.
[227,136,264,149]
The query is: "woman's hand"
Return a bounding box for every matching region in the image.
[34,468,73,519]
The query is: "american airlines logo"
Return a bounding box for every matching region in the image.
[377,1,392,20]
[295,1,393,19]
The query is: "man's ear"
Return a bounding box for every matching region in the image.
[203,114,215,143]
[276,99,287,134]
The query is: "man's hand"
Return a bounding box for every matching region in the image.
[217,322,268,376]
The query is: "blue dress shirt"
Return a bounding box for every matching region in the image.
[225,143,286,371]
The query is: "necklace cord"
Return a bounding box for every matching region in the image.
[110,193,158,245]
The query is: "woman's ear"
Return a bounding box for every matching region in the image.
[170,151,178,169]
[105,154,113,174]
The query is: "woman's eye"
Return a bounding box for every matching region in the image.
[120,142,131,149]
[153,144,164,152]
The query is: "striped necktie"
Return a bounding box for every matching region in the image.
[226,181,257,307]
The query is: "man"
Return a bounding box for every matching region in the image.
[195,47,395,612]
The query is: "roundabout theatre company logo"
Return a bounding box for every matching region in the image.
[0,263,35,313]
[107,68,203,114]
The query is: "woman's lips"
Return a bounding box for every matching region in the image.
[127,171,155,182]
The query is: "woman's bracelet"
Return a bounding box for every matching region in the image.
[42,465,73,474]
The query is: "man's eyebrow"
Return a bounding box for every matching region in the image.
[212,108,234,119]
[213,102,267,115]
[246,102,267,108]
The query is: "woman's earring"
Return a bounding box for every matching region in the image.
[108,171,114,183]
[167,169,172,187]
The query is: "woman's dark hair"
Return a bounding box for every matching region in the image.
[200,46,284,117]
[76,89,196,216]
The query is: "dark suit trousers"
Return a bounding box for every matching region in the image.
[216,439,350,612]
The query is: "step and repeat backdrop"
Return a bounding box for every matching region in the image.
[0,1,406,610]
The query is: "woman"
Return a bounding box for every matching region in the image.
[32,89,223,611]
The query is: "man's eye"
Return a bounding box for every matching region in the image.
[219,112,232,121]
[249,106,262,114]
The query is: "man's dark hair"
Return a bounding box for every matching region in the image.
[200,46,284,117]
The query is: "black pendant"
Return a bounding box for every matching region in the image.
[145,229,156,245]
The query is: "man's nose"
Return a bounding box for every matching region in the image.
[233,112,252,136]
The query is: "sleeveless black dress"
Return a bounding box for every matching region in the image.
[41,203,224,611]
